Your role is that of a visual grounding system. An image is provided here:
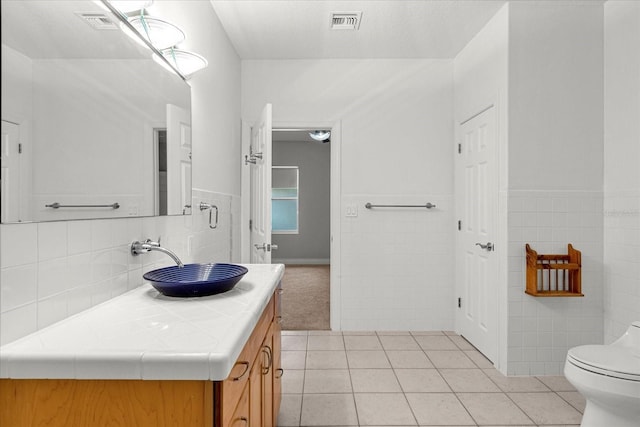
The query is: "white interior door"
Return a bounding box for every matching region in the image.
[166,104,192,215]
[455,106,498,363]
[249,104,273,263]
[1,120,23,223]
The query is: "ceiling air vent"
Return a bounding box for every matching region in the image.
[330,12,362,30]
[75,12,118,30]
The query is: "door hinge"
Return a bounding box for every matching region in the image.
[457,143,461,154]
[457,220,461,231]
[458,297,461,308]
[249,219,253,230]
[18,143,22,154]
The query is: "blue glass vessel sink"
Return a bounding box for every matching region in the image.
[143,263,248,297]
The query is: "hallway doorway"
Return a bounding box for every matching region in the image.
[241,120,342,330]
[272,129,331,330]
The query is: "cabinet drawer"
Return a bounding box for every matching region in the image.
[218,297,274,427]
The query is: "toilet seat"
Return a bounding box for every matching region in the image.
[567,345,640,381]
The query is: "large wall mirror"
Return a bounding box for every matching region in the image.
[1,0,192,223]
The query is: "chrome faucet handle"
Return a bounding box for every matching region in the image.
[144,237,161,247]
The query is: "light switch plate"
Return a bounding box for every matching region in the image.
[345,204,358,217]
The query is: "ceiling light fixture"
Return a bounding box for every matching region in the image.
[309,130,331,142]
[159,48,208,78]
[127,15,185,50]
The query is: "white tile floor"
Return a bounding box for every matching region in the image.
[278,330,585,427]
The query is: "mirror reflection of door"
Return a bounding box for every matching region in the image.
[166,104,192,215]
[1,120,28,223]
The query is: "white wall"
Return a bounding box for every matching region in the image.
[508,1,604,191]
[0,1,242,345]
[152,1,243,260]
[152,1,242,198]
[243,59,455,330]
[272,140,330,264]
[455,1,606,375]
[603,0,640,343]
[506,1,604,375]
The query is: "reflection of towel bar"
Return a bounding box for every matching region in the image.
[365,202,436,209]
[45,202,120,209]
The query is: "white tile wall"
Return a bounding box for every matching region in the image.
[340,194,454,331]
[603,190,640,343]
[0,190,233,346]
[506,190,604,375]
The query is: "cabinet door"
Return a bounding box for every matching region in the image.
[267,286,283,427]
[272,312,282,422]
[249,351,262,427]
[229,383,249,427]
[261,331,274,427]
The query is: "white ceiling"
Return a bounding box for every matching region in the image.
[1,0,149,59]
[210,0,507,59]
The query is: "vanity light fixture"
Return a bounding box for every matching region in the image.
[158,47,208,78]
[127,15,185,50]
[309,130,331,142]
[101,0,208,79]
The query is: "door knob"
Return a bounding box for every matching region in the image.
[475,242,494,251]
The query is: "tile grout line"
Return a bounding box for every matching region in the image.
[296,333,309,427]
[501,387,538,426]
[427,334,480,427]
[390,334,424,426]
[384,333,420,427]
[342,332,361,427]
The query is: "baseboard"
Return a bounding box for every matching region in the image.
[272,258,330,265]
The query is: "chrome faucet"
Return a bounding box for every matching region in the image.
[131,238,184,268]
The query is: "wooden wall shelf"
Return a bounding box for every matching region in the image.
[525,244,583,297]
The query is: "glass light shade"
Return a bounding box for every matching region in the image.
[107,0,153,13]
[160,48,208,77]
[128,15,185,50]
[309,130,331,141]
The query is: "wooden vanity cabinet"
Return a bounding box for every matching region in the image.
[215,290,282,427]
[0,289,282,427]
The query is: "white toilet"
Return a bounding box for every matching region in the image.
[564,321,640,427]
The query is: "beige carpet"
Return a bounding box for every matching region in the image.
[280,264,330,330]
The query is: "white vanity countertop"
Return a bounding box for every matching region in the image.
[0,263,284,381]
